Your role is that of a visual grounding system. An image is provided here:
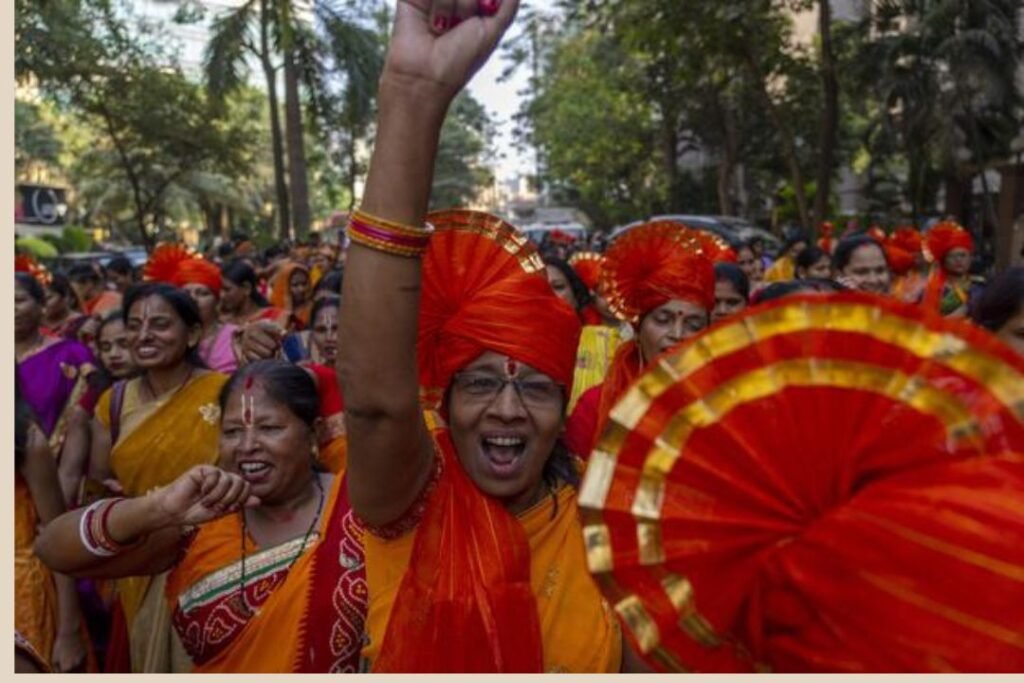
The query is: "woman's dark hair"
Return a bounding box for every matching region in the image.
[782,230,810,255]
[88,309,134,393]
[970,267,1024,332]
[752,278,847,304]
[106,256,133,277]
[832,235,888,272]
[97,309,125,339]
[543,257,591,313]
[220,360,320,428]
[122,283,206,368]
[222,259,270,306]
[714,262,750,301]
[15,273,45,305]
[313,270,343,297]
[47,273,79,309]
[263,244,287,262]
[15,373,37,471]
[795,246,829,278]
[216,243,235,260]
[68,263,102,283]
[310,295,340,328]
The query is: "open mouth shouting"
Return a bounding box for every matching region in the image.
[480,432,528,479]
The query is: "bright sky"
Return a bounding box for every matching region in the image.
[383,1,532,183]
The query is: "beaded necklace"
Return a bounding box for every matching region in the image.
[237,471,326,616]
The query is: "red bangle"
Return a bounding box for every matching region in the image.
[95,498,140,553]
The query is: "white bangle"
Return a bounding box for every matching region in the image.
[79,500,117,557]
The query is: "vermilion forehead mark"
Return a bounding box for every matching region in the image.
[242,376,256,427]
[504,358,518,378]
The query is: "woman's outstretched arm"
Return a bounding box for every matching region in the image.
[338,0,519,527]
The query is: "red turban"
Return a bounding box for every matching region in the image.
[886,227,923,276]
[569,251,603,292]
[924,221,974,266]
[418,210,582,408]
[173,258,222,296]
[817,221,835,254]
[600,221,718,323]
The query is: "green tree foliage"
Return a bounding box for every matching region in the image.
[854,0,1023,225]
[15,100,63,178]
[17,0,266,248]
[431,94,496,210]
[204,0,385,237]
[524,30,663,228]
[517,0,1022,232]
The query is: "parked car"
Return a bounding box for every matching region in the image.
[49,248,148,273]
[522,223,588,245]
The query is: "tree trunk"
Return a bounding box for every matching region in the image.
[260,0,290,241]
[656,98,682,212]
[284,49,312,238]
[716,99,738,215]
[813,0,839,230]
[742,50,812,230]
[347,134,359,211]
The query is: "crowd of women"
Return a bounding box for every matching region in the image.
[13,0,1024,674]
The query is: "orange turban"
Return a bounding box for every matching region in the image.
[924,221,974,266]
[569,251,603,292]
[418,210,582,408]
[886,227,923,276]
[600,221,718,322]
[144,243,221,296]
[174,258,222,296]
[15,254,50,287]
[816,222,835,254]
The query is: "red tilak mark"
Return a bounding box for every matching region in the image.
[244,376,254,390]
[505,359,518,378]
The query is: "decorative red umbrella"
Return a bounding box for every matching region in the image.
[579,292,1024,672]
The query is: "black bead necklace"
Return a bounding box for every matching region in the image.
[237,471,325,616]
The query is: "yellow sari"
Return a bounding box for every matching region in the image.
[363,482,622,672]
[95,372,227,670]
[764,255,795,282]
[569,325,624,414]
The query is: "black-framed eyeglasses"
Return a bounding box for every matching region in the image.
[451,371,564,408]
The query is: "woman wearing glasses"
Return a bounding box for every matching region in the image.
[335,1,644,671]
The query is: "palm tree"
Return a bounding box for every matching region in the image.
[863,0,1022,225]
[205,0,383,239]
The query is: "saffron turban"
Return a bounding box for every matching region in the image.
[418,210,582,408]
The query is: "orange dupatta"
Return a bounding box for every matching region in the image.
[371,431,543,672]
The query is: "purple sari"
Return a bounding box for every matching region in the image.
[16,337,96,440]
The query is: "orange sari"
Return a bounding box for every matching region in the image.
[269,262,312,329]
[362,432,621,673]
[165,473,366,672]
[14,474,57,669]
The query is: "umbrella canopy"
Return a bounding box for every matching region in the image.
[16,237,59,259]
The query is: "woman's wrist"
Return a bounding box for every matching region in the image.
[377,72,451,130]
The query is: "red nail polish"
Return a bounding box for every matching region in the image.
[451,15,463,27]
[434,15,448,31]
[479,0,500,15]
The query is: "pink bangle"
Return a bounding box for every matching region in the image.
[347,211,433,258]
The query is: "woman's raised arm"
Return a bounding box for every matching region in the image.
[338,0,519,527]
